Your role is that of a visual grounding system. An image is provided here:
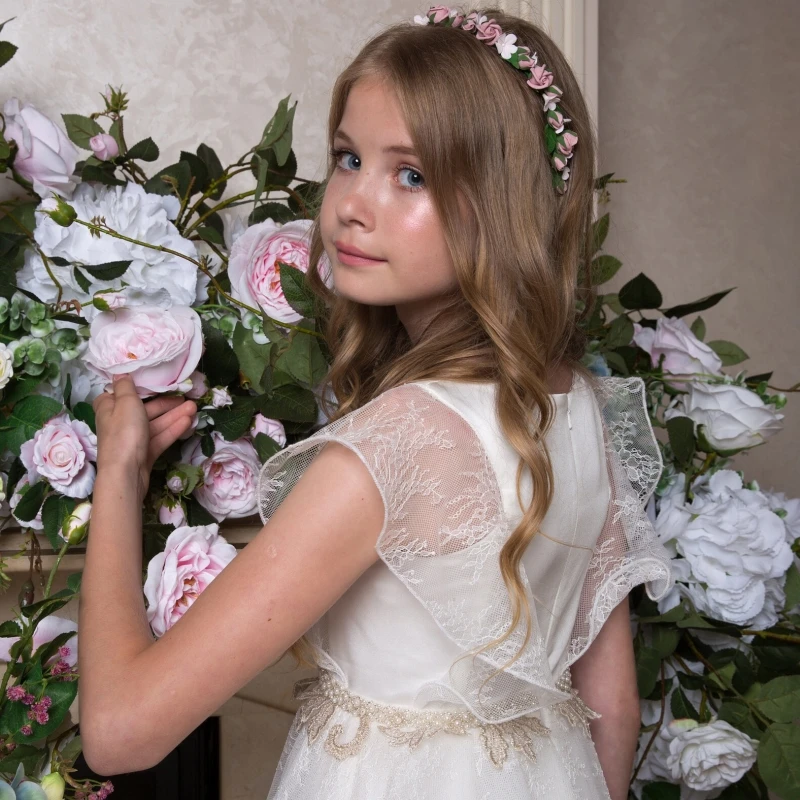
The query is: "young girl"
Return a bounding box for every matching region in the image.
[79,6,674,799]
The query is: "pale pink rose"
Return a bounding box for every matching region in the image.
[2,98,79,198]
[185,370,209,400]
[527,64,554,90]
[210,387,232,408]
[89,133,119,162]
[250,413,287,447]
[143,524,237,637]
[461,12,482,31]
[9,475,44,531]
[553,154,569,171]
[451,13,464,26]
[158,499,187,527]
[542,86,563,111]
[547,109,565,131]
[20,412,98,498]
[476,19,503,45]
[228,218,314,325]
[633,317,723,388]
[518,49,537,69]
[428,5,451,23]
[180,432,260,521]
[557,131,579,156]
[0,615,78,667]
[93,289,127,310]
[83,305,203,399]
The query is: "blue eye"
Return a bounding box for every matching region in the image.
[330,148,360,171]
[397,167,425,191]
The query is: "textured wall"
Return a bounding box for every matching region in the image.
[598,0,800,495]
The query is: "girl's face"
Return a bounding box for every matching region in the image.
[319,77,458,343]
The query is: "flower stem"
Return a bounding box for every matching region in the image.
[631,660,666,784]
[44,540,70,599]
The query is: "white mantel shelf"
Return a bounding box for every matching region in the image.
[0,521,263,573]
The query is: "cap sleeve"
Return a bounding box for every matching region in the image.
[564,376,674,669]
[256,382,576,724]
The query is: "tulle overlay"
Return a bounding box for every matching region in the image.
[257,375,674,799]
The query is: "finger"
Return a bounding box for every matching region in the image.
[150,401,197,436]
[149,413,195,463]
[144,395,190,421]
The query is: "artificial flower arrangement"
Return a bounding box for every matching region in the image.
[0,19,798,800]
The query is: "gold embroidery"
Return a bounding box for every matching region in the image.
[292,668,602,769]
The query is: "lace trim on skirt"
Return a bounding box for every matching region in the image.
[292,668,602,769]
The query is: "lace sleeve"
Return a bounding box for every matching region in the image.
[564,377,675,669]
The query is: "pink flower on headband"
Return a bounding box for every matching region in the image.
[461,12,484,31]
[542,86,563,111]
[557,131,579,156]
[427,5,452,23]
[547,109,564,131]
[527,64,554,90]
[476,19,503,45]
[518,51,538,69]
[553,154,569,171]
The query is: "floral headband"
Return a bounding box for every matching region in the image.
[413,6,579,194]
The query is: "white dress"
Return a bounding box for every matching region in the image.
[256,374,675,800]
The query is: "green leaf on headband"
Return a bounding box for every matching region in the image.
[544,125,557,154]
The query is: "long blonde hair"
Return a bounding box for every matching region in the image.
[291,7,598,670]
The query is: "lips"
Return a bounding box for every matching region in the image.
[333,240,385,261]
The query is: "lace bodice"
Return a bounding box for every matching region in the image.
[257,375,674,727]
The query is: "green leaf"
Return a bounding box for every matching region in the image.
[757,723,800,799]
[5,680,78,744]
[257,384,318,423]
[666,416,695,467]
[287,180,323,218]
[41,494,70,550]
[250,147,298,189]
[591,213,609,255]
[590,254,622,285]
[752,676,800,723]
[196,226,224,245]
[605,315,633,349]
[126,137,160,162]
[784,562,800,612]
[81,259,132,281]
[61,114,104,149]
[662,288,735,319]
[249,202,295,227]
[636,645,662,698]
[254,433,283,463]
[207,396,258,442]
[676,613,717,629]
[0,619,22,637]
[279,262,316,319]
[602,350,629,376]
[80,163,125,186]
[670,686,700,721]
[594,172,615,191]
[690,316,706,341]
[253,154,269,208]
[618,272,662,310]
[650,626,681,659]
[71,265,92,294]
[707,340,749,366]
[199,319,240,387]
[232,323,272,393]
[67,571,82,593]
[186,495,217,526]
[71,401,96,434]
[274,332,328,388]
[144,161,191,198]
[179,150,209,195]
[196,143,226,200]
[0,41,18,68]
[641,784,680,800]
[12,479,47,522]
[260,96,292,150]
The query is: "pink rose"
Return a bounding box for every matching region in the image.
[518,49,537,69]
[185,370,209,400]
[158,498,187,527]
[2,98,79,198]
[428,5,452,23]
[557,131,579,156]
[20,412,98,498]
[180,432,261,521]
[542,86,563,111]
[527,64,554,90]
[143,524,237,637]
[476,19,503,45]
[250,413,287,447]
[553,154,569,171]
[83,305,203,399]
[461,12,481,31]
[228,218,314,325]
[547,109,565,131]
[0,615,78,667]
[89,133,119,162]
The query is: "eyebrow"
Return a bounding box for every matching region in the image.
[333,128,418,157]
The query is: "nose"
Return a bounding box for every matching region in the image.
[334,170,377,232]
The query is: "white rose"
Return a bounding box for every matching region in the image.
[16,183,197,321]
[83,305,203,399]
[665,719,758,792]
[670,471,793,626]
[633,317,723,388]
[19,411,98,498]
[228,218,314,324]
[210,387,233,408]
[666,382,783,453]
[2,98,79,198]
[764,489,800,545]
[180,432,260,521]
[0,343,14,389]
[250,413,287,446]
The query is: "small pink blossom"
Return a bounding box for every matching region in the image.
[427,5,452,23]
[20,724,32,736]
[20,412,97,498]
[527,64,554,90]
[0,615,78,667]
[476,19,503,45]
[553,153,569,171]
[557,131,579,156]
[6,685,26,701]
[89,133,120,161]
[158,499,187,527]
[547,109,565,131]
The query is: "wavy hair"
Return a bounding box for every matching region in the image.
[289,7,599,671]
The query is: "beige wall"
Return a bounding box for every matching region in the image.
[598,0,800,496]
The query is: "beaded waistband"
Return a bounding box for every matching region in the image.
[292,667,601,769]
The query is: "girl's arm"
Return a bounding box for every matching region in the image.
[569,594,641,800]
[78,439,384,776]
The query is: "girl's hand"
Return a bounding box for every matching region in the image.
[92,374,198,503]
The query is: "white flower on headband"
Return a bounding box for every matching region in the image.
[414,15,430,24]
[495,33,519,60]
